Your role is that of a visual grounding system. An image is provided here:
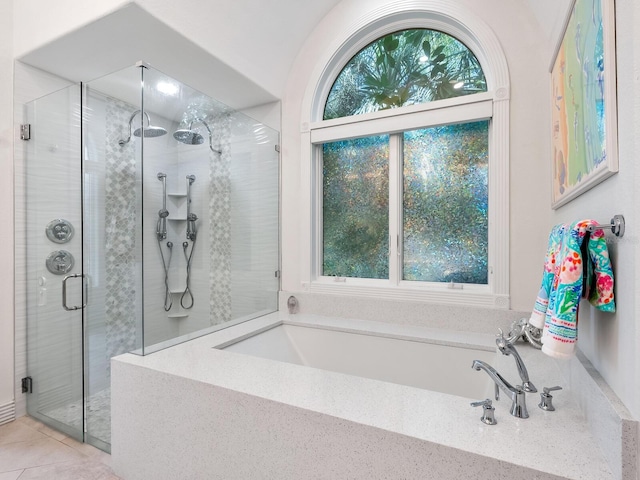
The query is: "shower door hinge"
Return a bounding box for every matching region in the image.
[275,270,280,278]
[21,376,33,394]
[275,144,280,153]
[20,124,31,141]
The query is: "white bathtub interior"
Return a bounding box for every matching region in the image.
[220,323,495,399]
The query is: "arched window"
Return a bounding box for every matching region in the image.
[302,5,510,308]
[324,29,487,119]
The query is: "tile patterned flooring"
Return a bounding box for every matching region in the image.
[0,416,120,480]
[45,388,111,445]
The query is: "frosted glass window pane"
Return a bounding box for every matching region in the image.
[324,29,487,120]
[323,136,389,279]
[403,121,489,284]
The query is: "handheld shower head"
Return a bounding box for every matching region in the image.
[119,110,167,146]
[156,171,169,241]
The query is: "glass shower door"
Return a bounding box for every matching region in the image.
[81,73,144,451]
[24,84,85,441]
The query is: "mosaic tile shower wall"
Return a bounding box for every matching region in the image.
[209,114,232,325]
[104,97,138,362]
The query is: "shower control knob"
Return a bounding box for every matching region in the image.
[45,250,75,275]
[45,219,74,244]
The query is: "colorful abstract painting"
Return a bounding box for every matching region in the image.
[551,0,617,208]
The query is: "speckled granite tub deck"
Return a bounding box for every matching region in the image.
[112,311,636,480]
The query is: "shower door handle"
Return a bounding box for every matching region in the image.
[62,273,87,311]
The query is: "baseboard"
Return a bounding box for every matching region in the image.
[0,400,16,425]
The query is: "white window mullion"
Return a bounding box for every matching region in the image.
[397,135,405,285]
[388,134,402,286]
[312,144,323,280]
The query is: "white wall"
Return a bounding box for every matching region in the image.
[141,114,214,344]
[523,0,572,61]
[0,0,15,421]
[280,0,550,312]
[550,0,640,420]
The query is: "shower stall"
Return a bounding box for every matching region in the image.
[20,63,280,452]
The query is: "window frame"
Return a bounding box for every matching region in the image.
[312,95,493,288]
[298,4,510,309]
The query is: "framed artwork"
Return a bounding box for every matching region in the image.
[550,0,618,209]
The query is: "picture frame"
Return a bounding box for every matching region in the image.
[550,0,618,209]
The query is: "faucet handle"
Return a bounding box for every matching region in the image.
[471,399,497,425]
[543,386,562,395]
[539,386,562,411]
[495,328,508,347]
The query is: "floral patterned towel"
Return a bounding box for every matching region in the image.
[529,220,615,359]
[530,224,567,330]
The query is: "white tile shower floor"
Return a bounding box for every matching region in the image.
[0,416,120,479]
[44,388,111,445]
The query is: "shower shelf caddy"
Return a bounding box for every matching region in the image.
[167,191,188,220]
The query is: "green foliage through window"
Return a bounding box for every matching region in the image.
[321,121,489,284]
[323,136,389,279]
[324,29,487,120]
[403,121,489,284]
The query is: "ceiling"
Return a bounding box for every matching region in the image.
[17,0,571,112]
[16,0,344,111]
[18,4,279,111]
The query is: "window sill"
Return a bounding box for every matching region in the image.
[304,281,509,309]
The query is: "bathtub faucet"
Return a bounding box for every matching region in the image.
[471,360,529,419]
[496,329,537,393]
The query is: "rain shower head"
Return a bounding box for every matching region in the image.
[173,119,221,154]
[119,110,167,146]
[173,129,205,145]
[134,125,168,138]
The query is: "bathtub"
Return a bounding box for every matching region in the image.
[111,312,617,480]
[220,323,495,399]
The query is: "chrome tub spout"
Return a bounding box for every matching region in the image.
[471,359,529,419]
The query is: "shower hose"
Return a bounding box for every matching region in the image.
[157,238,173,311]
[181,236,196,309]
